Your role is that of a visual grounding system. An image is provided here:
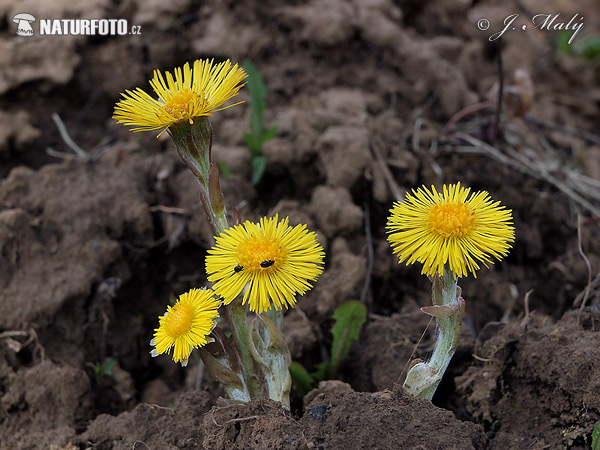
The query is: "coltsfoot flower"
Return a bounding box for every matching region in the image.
[151,288,221,366]
[206,215,325,313]
[113,59,247,134]
[387,182,515,278]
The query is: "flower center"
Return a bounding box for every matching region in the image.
[163,88,199,120]
[236,236,284,272]
[427,202,475,238]
[163,302,194,338]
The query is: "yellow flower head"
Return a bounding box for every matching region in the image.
[206,215,325,313]
[113,59,247,135]
[387,182,515,278]
[151,288,220,366]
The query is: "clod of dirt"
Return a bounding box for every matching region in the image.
[0,39,80,95]
[0,360,93,448]
[203,388,485,449]
[303,380,354,408]
[172,164,255,245]
[456,310,600,449]
[350,305,432,392]
[309,185,363,238]
[192,9,267,59]
[269,199,318,233]
[283,308,318,360]
[133,0,193,30]
[303,237,366,317]
[280,0,355,46]
[212,145,251,178]
[317,126,370,189]
[318,89,369,125]
[0,110,40,157]
[0,157,154,331]
[76,389,211,449]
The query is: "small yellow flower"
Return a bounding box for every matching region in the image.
[387,182,515,278]
[206,215,325,313]
[151,288,220,366]
[113,59,247,135]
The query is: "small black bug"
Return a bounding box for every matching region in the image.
[260,260,275,268]
[234,265,243,273]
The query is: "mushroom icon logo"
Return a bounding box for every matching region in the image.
[13,13,36,36]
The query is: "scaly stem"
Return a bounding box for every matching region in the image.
[403,267,466,400]
[249,312,292,409]
[228,301,261,398]
[168,116,291,407]
[168,117,227,236]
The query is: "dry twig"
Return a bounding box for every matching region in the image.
[576,213,594,323]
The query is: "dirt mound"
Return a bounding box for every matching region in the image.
[457,310,600,448]
[202,388,485,449]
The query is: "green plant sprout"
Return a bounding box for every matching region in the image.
[289,300,367,397]
[93,358,116,386]
[242,61,277,185]
[592,418,600,450]
[556,31,600,60]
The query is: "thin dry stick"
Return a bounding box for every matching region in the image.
[196,360,205,390]
[49,113,88,159]
[441,100,495,135]
[524,289,533,319]
[520,289,534,328]
[573,274,600,307]
[577,213,593,323]
[211,413,260,427]
[524,116,600,146]
[452,132,600,217]
[360,199,374,304]
[0,331,29,339]
[148,205,187,214]
[370,142,404,201]
[494,41,504,139]
[397,317,433,383]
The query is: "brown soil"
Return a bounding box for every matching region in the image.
[1,0,599,448]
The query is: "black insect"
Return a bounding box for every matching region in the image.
[260,260,275,268]
[234,265,243,273]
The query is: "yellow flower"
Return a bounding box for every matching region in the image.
[151,288,220,366]
[113,59,247,135]
[206,215,325,313]
[387,182,514,278]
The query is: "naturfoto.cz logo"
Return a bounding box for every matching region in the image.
[12,13,142,36]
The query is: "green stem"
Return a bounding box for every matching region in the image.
[228,301,262,398]
[167,116,291,407]
[403,267,465,400]
[198,335,250,403]
[168,117,227,237]
[248,313,291,409]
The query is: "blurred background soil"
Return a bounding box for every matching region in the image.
[0,0,599,448]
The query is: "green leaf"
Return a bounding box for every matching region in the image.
[311,361,328,382]
[327,301,367,379]
[244,133,261,156]
[217,162,232,178]
[251,156,267,185]
[576,36,600,59]
[289,361,315,397]
[260,125,278,144]
[592,418,600,450]
[556,30,572,55]
[249,113,265,147]
[243,61,267,112]
[93,358,116,385]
